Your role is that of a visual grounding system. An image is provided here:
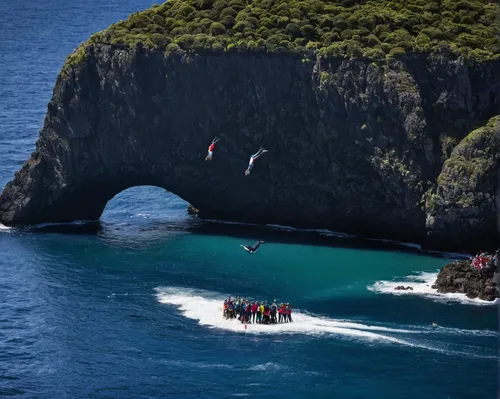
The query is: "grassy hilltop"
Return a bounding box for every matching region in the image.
[67,0,500,66]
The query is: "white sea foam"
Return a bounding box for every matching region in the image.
[0,224,11,232]
[424,326,498,337]
[335,318,498,338]
[153,286,498,358]
[159,359,235,369]
[248,362,285,371]
[136,213,151,218]
[155,287,411,344]
[368,271,499,306]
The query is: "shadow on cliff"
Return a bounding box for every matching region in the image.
[2,48,499,252]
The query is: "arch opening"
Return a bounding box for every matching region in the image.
[101,185,189,224]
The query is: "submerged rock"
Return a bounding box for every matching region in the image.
[187,204,199,216]
[432,260,499,301]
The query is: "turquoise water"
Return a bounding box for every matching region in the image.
[1,196,498,398]
[0,1,498,398]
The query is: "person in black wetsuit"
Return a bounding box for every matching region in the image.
[270,302,277,324]
[241,240,265,254]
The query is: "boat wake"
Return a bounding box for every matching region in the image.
[368,271,499,306]
[154,286,497,358]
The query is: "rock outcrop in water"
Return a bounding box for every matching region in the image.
[0,0,500,252]
[432,260,499,301]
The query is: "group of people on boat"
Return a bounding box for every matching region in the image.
[205,137,268,176]
[470,250,499,272]
[223,297,293,324]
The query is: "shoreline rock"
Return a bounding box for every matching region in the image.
[432,260,499,301]
[187,204,199,216]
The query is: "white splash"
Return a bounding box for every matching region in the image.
[155,287,410,342]
[368,271,499,306]
[0,224,11,232]
[154,286,497,359]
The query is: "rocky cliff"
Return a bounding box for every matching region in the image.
[432,259,499,301]
[0,43,499,252]
[426,116,500,251]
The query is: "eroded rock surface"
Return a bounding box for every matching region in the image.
[0,46,499,251]
[432,260,499,301]
[426,116,500,251]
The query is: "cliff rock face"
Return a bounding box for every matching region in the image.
[0,45,499,251]
[426,117,500,251]
[432,260,499,301]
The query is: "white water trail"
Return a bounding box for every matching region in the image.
[368,271,499,306]
[154,287,497,358]
[155,287,409,343]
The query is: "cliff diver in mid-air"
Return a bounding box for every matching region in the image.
[245,147,268,176]
[205,137,220,161]
[241,240,265,254]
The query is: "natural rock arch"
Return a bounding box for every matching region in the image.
[0,161,195,225]
[1,45,499,252]
[101,185,190,218]
[0,48,427,238]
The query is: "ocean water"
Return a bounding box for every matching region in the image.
[0,1,498,398]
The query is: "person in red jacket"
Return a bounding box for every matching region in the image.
[205,137,219,161]
[278,304,285,323]
[251,301,258,324]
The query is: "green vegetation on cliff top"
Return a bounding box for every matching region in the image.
[437,115,499,190]
[461,115,500,145]
[66,0,500,68]
[427,116,499,211]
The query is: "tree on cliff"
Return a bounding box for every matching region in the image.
[65,0,500,70]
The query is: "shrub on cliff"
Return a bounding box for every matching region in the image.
[431,116,500,210]
[65,0,500,69]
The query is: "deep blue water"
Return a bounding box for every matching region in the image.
[0,1,498,398]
